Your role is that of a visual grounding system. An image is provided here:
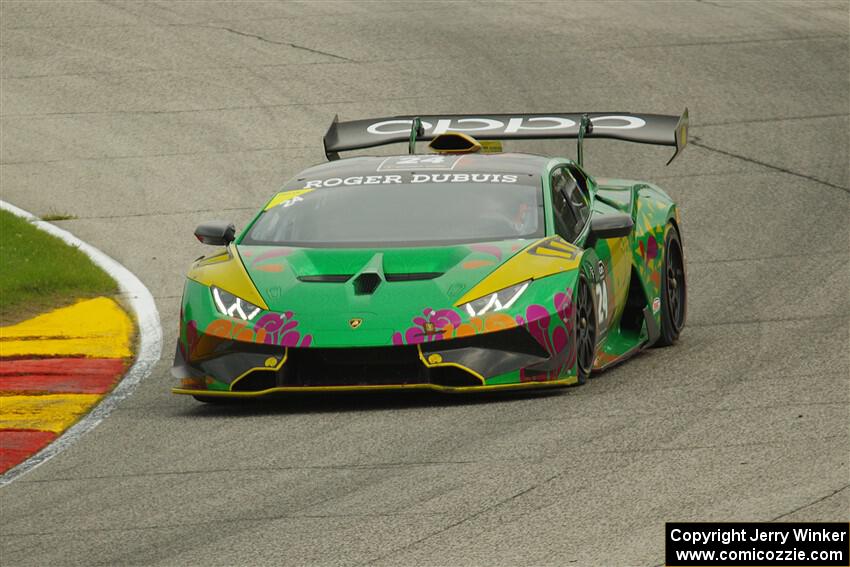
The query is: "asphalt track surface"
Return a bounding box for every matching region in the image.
[1,2,848,565]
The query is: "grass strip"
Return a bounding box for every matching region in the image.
[0,210,117,324]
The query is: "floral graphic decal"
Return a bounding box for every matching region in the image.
[391,308,462,345]
[253,311,312,347]
[391,308,519,345]
[179,316,199,361]
[462,243,505,270]
[246,247,293,273]
[469,243,503,261]
[637,226,665,290]
[390,290,576,382]
[184,310,312,360]
[515,290,575,382]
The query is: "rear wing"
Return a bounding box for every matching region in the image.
[323,109,688,165]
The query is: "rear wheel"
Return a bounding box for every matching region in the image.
[657,224,686,346]
[576,276,596,384]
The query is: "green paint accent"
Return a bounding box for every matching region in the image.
[485,370,522,385]
[206,379,229,391]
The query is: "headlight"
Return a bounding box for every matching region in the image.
[211,286,262,321]
[461,280,530,317]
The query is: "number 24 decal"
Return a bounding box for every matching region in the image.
[393,156,448,165]
[595,281,608,325]
[595,262,609,325]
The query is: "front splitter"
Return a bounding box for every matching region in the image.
[172,376,578,397]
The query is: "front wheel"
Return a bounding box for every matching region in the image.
[575,276,597,384]
[656,224,687,346]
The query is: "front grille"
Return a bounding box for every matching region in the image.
[285,346,427,386]
[214,326,548,391]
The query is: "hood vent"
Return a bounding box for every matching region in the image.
[384,272,443,282]
[298,273,440,284]
[353,272,382,295]
[298,274,353,283]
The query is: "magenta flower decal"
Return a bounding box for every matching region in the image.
[254,311,312,347]
[392,308,462,345]
[469,243,503,261]
[516,289,575,381]
[646,234,659,260]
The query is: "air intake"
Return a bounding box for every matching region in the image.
[231,370,278,392]
[428,132,482,154]
[353,272,382,295]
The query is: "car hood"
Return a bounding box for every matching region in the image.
[183,234,585,348]
[241,240,531,305]
[235,240,531,344]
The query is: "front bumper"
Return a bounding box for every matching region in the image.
[172,324,578,397]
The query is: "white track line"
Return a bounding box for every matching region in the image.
[0,200,162,487]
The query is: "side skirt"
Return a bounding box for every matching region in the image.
[592,307,658,373]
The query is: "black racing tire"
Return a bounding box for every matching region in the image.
[656,224,687,347]
[575,275,597,385]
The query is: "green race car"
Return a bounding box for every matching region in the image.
[172,111,689,401]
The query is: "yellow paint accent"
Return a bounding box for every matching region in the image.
[187,245,268,310]
[417,344,486,385]
[0,297,133,358]
[173,377,577,397]
[228,349,288,391]
[427,353,443,364]
[264,188,314,211]
[455,236,582,306]
[0,394,103,433]
[607,236,632,323]
[195,250,230,267]
[478,140,503,153]
[264,357,278,368]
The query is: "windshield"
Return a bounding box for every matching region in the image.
[242,177,543,248]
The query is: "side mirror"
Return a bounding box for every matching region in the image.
[586,214,633,248]
[194,221,236,246]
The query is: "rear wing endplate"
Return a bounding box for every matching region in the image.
[323,109,689,165]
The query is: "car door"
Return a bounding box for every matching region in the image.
[549,166,617,339]
[572,165,631,338]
